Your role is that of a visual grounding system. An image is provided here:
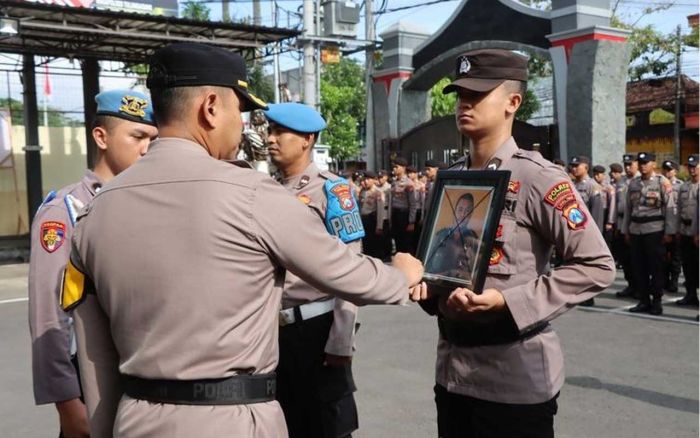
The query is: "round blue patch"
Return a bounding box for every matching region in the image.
[568,208,585,224]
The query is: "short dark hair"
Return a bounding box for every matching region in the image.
[504,79,527,96]
[92,114,121,131]
[457,192,474,206]
[150,86,196,126]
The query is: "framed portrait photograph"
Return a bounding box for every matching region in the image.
[416,170,511,294]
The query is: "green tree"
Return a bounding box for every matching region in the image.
[247,64,275,103]
[320,58,366,162]
[182,1,211,21]
[2,98,79,127]
[430,77,456,118]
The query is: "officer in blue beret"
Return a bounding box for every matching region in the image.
[28,88,158,438]
[266,102,365,438]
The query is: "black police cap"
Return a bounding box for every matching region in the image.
[662,160,678,170]
[688,154,698,167]
[622,153,635,164]
[637,152,655,163]
[592,165,606,174]
[392,157,408,167]
[363,170,377,179]
[424,159,447,169]
[569,155,590,166]
[443,49,528,94]
[146,42,267,112]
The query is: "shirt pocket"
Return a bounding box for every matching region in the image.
[488,218,517,276]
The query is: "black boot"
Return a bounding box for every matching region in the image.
[616,287,635,298]
[676,293,699,306]
[580,298,595,307]
[649,297,663,315]
[629,302,651,313]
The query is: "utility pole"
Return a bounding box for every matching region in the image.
[673,24,682,161]
[272,0,280,103]
[364,0,375,170]
[302,0,316,107]
[253,0,261,25]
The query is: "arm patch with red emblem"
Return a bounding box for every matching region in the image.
[40,221,66,253]
[544,181,587,230]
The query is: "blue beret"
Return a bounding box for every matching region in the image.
[264,103,326,133]
[95,89,156,126]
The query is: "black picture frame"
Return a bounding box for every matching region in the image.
[416,170,511,294]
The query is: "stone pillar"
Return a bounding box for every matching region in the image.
[371,21,429,170]
[547,0,630,165]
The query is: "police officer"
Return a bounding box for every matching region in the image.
[570,155,605,306]
[390,157,419,253]
[62,42,425,437]
[423,159,446,194]
[28,89,157,438]
[614,156,639,298]
[623,152,676,315]
[378,170,393,259]
[662,159,683,293]
[359,170,387,258]
[593,164,616,251]
[675,154,699,306]
[407,165,425,253]
[414,49,615,438]
[264,102,364,438]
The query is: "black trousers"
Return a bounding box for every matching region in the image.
[680,235,699,298]
[630,231,666,303]
[277,311,357,438]
[613,230,635,291]
[361,213,384,259]
[665,237,682,289]
[391,209,413,253]
[435,384,558,438]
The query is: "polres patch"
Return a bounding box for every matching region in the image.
[329,183,356,211]
[41,221,66,253]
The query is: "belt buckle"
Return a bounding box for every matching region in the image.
[279,310,293,327]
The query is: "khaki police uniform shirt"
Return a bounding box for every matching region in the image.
[280,162,360,357]
[614,177,627,229]
[360,185,387,226]
[68,138,409,437]
[602,181,616,226]
[28,170,102,405]
[433,138,615,404]
[677,180,699,236]
[390,175,419,223]
[574,176,604,231]
[622,172,677,235]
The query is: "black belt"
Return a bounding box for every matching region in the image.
[437,317,549,347]
[123,373,276,405]
[631,216,664,223]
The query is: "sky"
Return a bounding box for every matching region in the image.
[0,0,697,121]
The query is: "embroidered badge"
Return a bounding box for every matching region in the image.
[563,203,587,230]
[496,224,503,239]
[330,183,356,211]
[297,194,311,205]
[458,56,471,75]
[41,221,66,253]
[490,246,504,265]
[544,181,576,208]
[544,181,587,230]
[508,180,521,194]
[119,95,148,118]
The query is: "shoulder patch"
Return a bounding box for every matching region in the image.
[40,221,66,253]
[543,181,587,230]
[324,178,365,243]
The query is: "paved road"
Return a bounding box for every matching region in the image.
[1,263,697,437]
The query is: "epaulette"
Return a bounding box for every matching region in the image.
[513,149,547,168]
[319,169,337,181]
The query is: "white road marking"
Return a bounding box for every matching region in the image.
[577,302,699,326]
[0,297,28,305]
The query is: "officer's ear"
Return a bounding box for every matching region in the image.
[303,132,316,150]
[92,126,109,152]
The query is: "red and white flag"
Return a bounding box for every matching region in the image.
[43,62,51,100]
